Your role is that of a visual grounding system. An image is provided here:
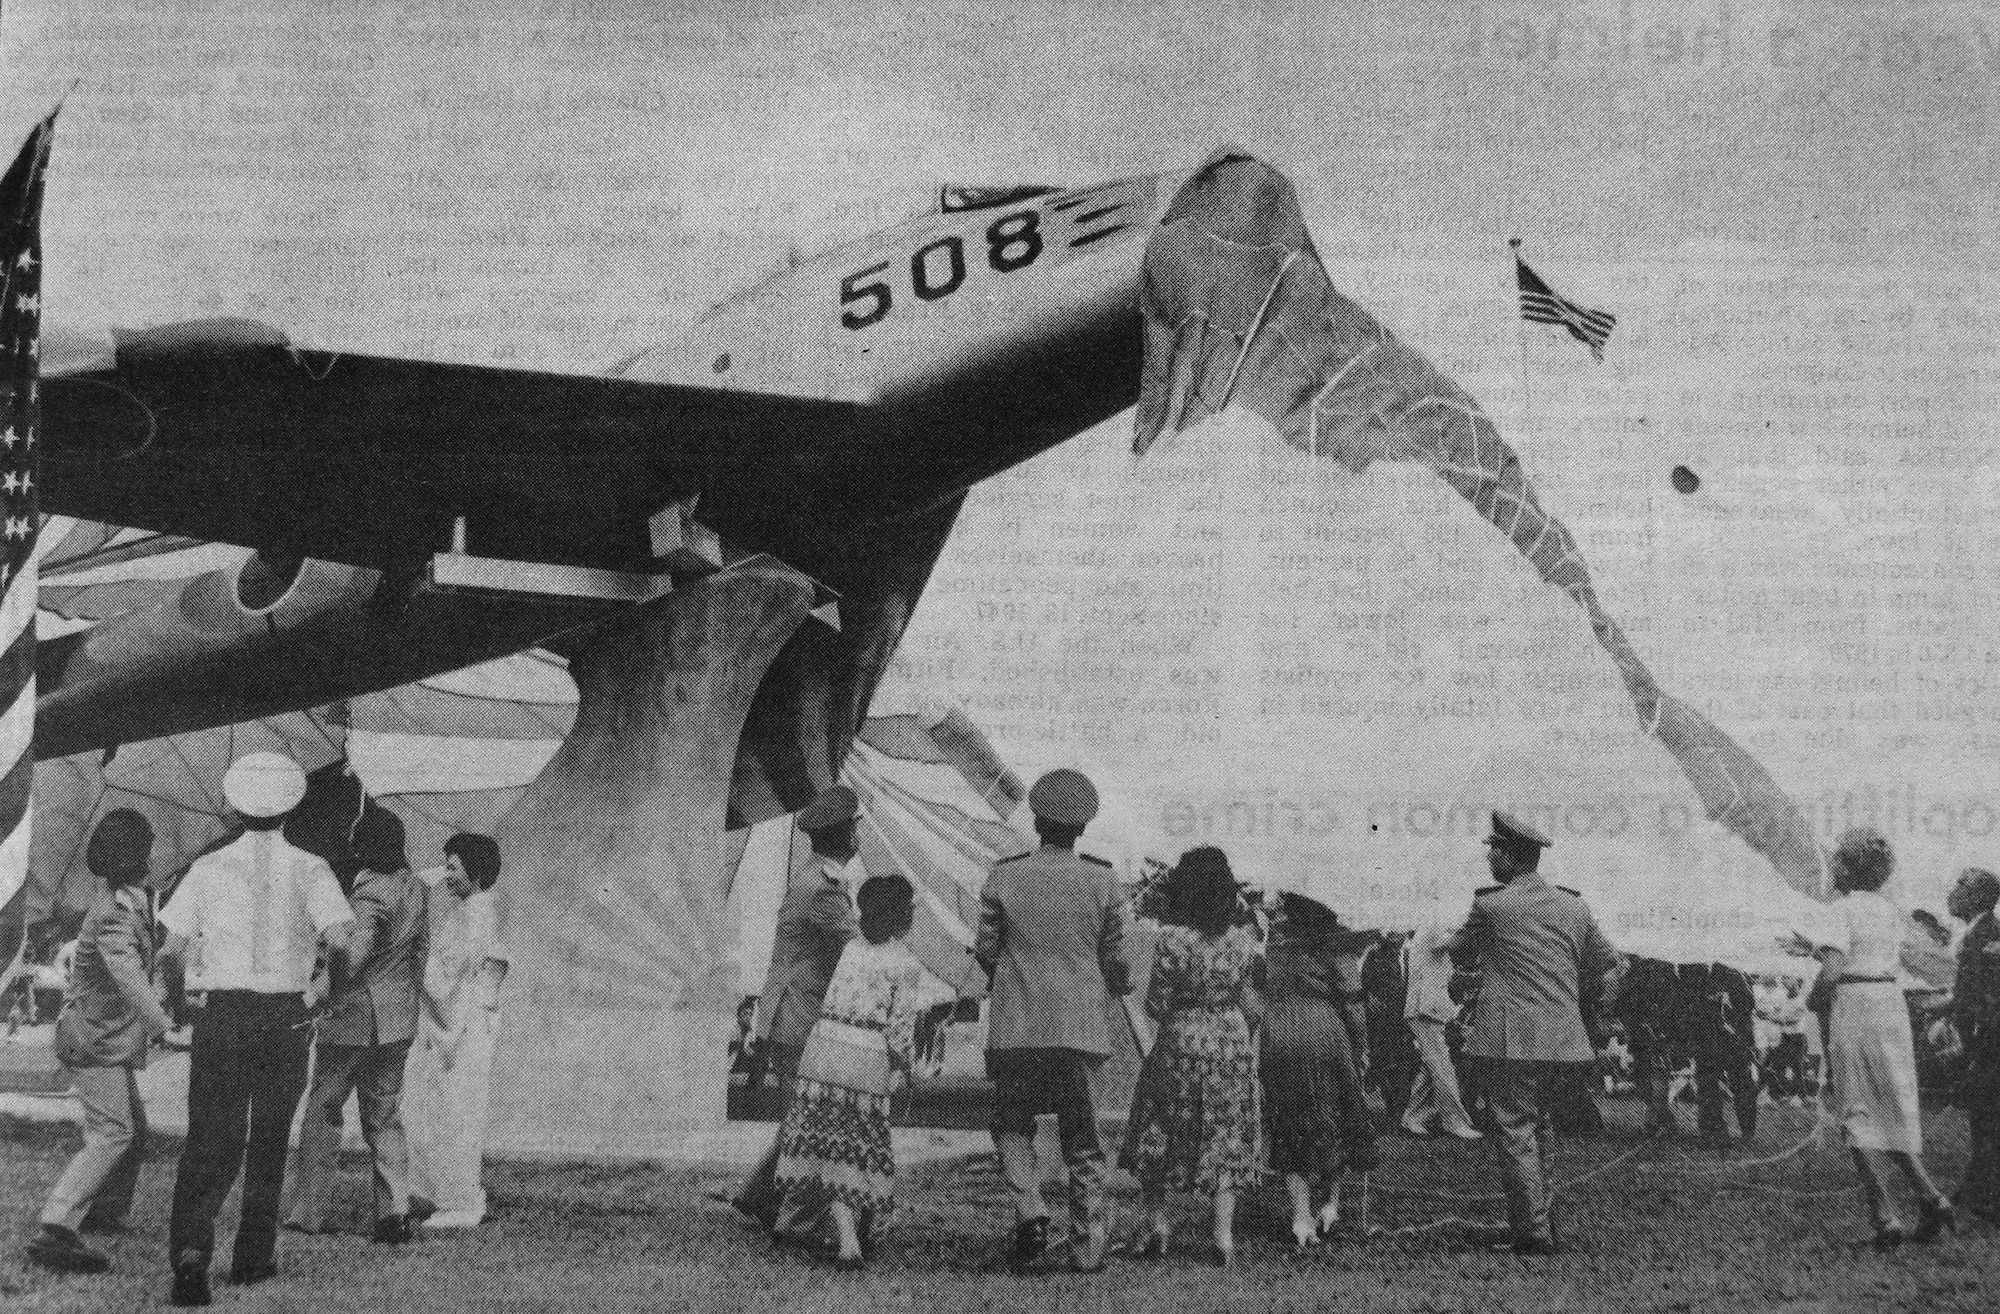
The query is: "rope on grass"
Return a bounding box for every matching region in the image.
[1357,1132,1659,1206]
[1633,1111,1832,1179]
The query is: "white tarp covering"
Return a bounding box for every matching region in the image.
[346,730,561,798]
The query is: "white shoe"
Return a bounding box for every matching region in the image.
[1400,1118,1433,1137]
[1446,1125,1484,1141]
[420,1210,485,1230]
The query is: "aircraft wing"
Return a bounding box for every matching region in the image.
[41,319,873,577]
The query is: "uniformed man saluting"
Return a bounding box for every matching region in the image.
[1450,811,1615,1256]
[158,753,354,1307]
[977,768,1130,1274]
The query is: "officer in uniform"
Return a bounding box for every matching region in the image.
[976,768,1130,1273]
[730,784,861,1227]
[1451,811,1615,1255]
[158,753,354,1306]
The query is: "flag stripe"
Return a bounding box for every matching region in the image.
[0,620,32,726]
[0,735,32,837]
[1515,253,1616,359]
[0,111,52,924]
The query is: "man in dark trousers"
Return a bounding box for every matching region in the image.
[1451,811,1615,1256]
[286,808,429,1241]
[158,753,354,1306]
[1687,962,1759,1148]
[976,768,1130,1273]
[1948,866,2000,1223]
[729,784,860,1227]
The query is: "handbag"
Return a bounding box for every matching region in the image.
[797,1019,893,1096]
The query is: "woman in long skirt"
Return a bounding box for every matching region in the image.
[1261,893,1378,1249]
[406,833,508,1229]
[772,875,924,1267]
[1120,847,1263,1267]
[1795,828,1952,1246]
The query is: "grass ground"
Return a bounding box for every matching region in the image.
[3,1096,1996,1314]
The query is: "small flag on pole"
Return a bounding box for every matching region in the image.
[0,110,56,923]
[1512,239,1615,361]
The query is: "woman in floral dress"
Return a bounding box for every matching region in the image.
[1120,847,1262,1266]
[773,875,924,1267]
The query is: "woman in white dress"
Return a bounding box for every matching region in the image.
[1796,828,1953,1247]
[406,833,508,1229]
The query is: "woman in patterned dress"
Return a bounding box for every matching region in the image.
[1261,893,1378,1249]
[1791,828,1953,1246]
[773,875,924,1268]
[1120,847,1263,1266]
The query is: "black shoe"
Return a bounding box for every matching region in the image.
[1911,1199,1956,1244]
[228,1260,278,1285]
[407,1194,437,1223]
[373,1215,413,1245]
[1011,1217,1049,1268]
[170,1254,212,1307]
[25,1224,112,1274]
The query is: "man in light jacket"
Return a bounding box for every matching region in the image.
[1451,811,1615,1256]
[25,810,172,1275]
[287,807,429,1242]
[977,768,1130,1273]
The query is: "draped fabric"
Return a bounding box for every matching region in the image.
[1133,151,1827,901]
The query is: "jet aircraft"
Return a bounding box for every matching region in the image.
[36,167,1186,825]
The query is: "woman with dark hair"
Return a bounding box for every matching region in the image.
[772,874,925,1267]
[1792,828,1952,1246]
[1261,893,1378,1249]
[25,810,170,1276]
[289,807,428,1242]
[407,832,508,1229]
[1119,847,1262,1266]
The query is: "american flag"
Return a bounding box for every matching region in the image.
[1513,242,1615,361]
[0,110,55,920]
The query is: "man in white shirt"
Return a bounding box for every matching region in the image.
[158,753,353,1307]
[1402,918,1481,1140]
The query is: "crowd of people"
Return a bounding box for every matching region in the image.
[20,751,511,1306]
[728,772,2000,1270]
[16,753,2000,1296]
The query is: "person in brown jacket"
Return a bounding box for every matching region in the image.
[26,810,172,1275]
[286,807,429,1243]
[977,768,1130,1272]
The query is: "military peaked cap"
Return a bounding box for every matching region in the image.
[1028,768,1099,825]
[1484,809,1553,851]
